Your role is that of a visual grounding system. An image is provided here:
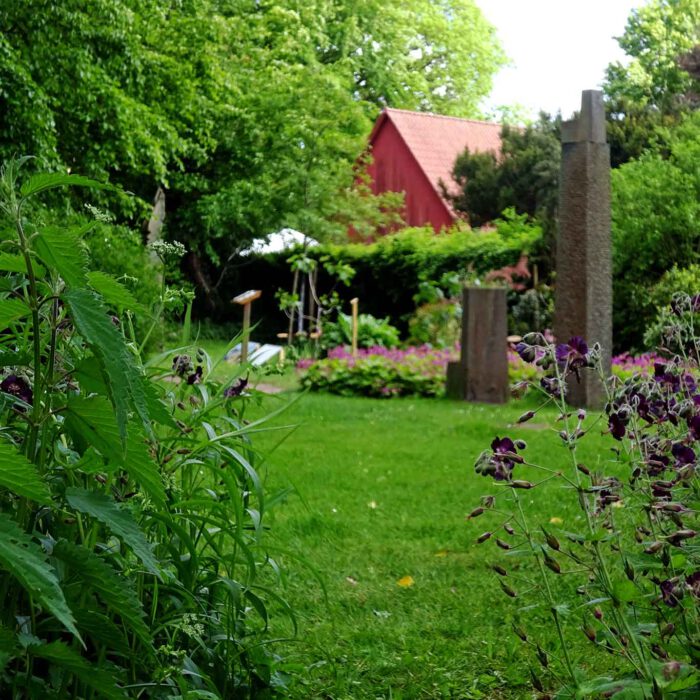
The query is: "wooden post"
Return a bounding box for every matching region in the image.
[350,297,359,357]
[232,290,262,364]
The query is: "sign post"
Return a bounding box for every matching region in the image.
[350,297,359,357]
[232,290,262,364]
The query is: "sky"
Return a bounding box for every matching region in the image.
[477,0,644,119]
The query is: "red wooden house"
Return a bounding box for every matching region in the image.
[366,108,502,232]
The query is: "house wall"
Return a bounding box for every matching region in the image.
[367,119,454,232]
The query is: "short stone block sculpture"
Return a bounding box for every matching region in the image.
[446,287,508,403]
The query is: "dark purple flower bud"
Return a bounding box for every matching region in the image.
[536,645,548,668]
[583,625,596,642]
[686,572,700,597]
[593,607,603,620]
[186,366,203,385]
[512,623,527,641]
[577,463,591,476]
[511,480,534,489]
[493,565,507,576]
[667,529,696,546]
[517,410,535,424]
[663,661,681,680]
[0,374,33,406]
[660,579,682,607]
[172,354,193,377]
[515,342,536,363]
[224,377,248,398]
[540,376,563,398]
[503,523,515,535]
[496,539,511,550]
[476,531,492,544]
[467,507,484,520]
[500,581,517,597]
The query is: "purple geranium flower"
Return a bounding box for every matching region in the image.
[224,377,248,398]
[608,412,627,441]
[0,375,33,405]
[672,442,695,467]
[555,336,588,365]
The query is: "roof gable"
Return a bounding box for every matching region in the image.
[370,108,502,208]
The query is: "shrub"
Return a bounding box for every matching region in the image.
[407,299,462,348]
[299,345,453,397]
[469,308,700,697]
[0,162,289,698]
[220,214,542,341]
[321,312,400,350]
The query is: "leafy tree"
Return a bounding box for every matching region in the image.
[449,115,560,274]
[320,0,506,116]
[611,110,700,350]
[0,0,505,312]
[604,0,700,165]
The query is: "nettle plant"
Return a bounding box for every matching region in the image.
[0,160,289,698]
[471,303,699,699]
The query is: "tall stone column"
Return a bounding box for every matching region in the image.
[554,90,612,408]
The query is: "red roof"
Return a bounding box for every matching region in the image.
[369,108,502,206]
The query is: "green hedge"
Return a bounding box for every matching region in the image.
[215,216,542,342]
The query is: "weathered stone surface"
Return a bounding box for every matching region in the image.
[446,287,508,403]
[554,90,612,408]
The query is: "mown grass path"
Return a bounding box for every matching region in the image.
[253,393,612,699]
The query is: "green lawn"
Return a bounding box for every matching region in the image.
[249,390,615,699]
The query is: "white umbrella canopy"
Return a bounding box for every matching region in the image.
[239,228,319,256]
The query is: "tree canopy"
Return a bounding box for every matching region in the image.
[0,0,505,306]
[604,0,700,165]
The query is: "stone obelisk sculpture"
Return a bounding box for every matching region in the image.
[554,90,612,408]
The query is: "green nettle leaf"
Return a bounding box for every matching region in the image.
[0,441,51,504]
[142,381,177,428]
[20,172,113,198]
[65,487,161,578]
[33,227,88,288]
[0,513,80,641]
[0,252,44,276]
[63,289,151,442]
[87,271,143,312]
[52,540,152,645]
[65,397,165,505]
[0,299,30,329]
[31,641,124,700]
[65,396,124,463]
[71,609,131,656]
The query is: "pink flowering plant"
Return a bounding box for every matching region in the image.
[299,345,453,397]
[471,306,700,698]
